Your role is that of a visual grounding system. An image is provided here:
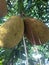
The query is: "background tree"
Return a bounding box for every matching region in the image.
[0,0,49,65]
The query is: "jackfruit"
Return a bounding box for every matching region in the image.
[0,0,7,17]
[0,16,24,48]
[24,18,49,45]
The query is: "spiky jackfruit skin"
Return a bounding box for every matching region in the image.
[24,18,49,45]
[0,16,24,48]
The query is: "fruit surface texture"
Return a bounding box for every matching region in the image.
[0,16,24,48]
[24,18,49,44]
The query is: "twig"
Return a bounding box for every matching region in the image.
[23,36,29,65]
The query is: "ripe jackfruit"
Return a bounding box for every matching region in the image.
[0,0,7,17]
[0,16,24,48]
[24,18,49,45]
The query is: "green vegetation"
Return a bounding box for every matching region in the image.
[0,0,49,65]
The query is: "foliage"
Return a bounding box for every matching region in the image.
[0,0,49,65]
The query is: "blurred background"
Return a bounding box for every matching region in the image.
[0,0,49,65]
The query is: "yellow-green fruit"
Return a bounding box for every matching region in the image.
[0,16,24,48]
